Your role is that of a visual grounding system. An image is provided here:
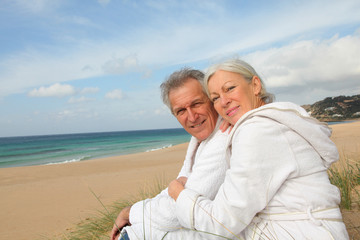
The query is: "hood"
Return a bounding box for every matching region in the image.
[228,102,339,168]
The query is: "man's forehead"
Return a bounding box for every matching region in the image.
[172,96,203,108]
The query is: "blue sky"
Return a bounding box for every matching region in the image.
[1,0,360,137]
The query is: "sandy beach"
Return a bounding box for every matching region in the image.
[0,121,359,240]
[0,143,188,239]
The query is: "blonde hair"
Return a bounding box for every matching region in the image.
[204,58,274,103]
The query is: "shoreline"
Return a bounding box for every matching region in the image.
[0,142,179,169]
[0,128,190,169]
[0,143,177,169]
[0,121,359,239]
[0,120,356,169]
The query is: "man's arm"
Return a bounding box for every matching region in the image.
[110,136,198,239]
[127,137,198,231]
[110,206,131,240]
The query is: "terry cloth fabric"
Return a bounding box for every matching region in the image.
[123,116,229,240]
[175,102,349,240]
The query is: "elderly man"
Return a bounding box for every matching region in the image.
[110,68,229,240]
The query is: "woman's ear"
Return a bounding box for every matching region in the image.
[252,76,262,96]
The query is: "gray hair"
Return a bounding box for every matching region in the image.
[160,68,206,112]
[204,59,274,104]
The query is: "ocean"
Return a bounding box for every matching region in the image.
[1,121,354,169]
[0,128,191,168]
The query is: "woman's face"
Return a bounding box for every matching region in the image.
[208,70,263,125]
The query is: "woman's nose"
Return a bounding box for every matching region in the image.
[220,95,230,107]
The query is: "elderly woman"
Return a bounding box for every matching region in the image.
[169,59,349,239]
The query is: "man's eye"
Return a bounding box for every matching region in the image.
[177,109,185,115]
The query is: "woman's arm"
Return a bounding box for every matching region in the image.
[173,118,298,238]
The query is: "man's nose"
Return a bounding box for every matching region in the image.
[187,108,197,122]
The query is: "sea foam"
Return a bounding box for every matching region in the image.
[45,156,88,165]
[146,144,173,152]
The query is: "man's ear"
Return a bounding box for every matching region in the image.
[252,76,262,96]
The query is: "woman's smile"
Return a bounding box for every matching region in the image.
[226,106,240,117]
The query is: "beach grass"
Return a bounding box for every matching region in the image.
[44,176,168,240]
[48,156,360,240]
[328,152,360,210]
[329,152,360,239]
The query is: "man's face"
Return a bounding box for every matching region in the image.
[169,79,218,141]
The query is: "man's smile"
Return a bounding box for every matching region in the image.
[190,119,206,128]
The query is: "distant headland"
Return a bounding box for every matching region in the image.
[302,94,360,122]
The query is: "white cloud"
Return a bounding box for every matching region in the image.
[56,109,74,119]
[68,96,94,104]
[28,83,76,97]
[59,15,95,27]
[13,0,61,13]
[102,54,140,74]
[53,108,99,120]
[98,0,111,7]
[80,87,99,95]
[154,106,170,115]
[244,32,360,92]
[105,89,124,100]
[1,0,360,100]
[0,47,103,97]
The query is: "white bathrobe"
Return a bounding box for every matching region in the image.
[175,102,349,240]
[123,117,229,239]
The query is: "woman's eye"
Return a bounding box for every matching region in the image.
[212,96,219,102]
[227,86,235,91]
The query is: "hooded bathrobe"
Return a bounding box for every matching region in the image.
[175,102,349,240]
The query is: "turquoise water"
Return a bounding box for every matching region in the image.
[0,128,191,168]
[327,120,356,125]
[1,121,353,168]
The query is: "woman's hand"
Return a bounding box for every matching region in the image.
[220,119,233,133]
[168,177,187,201]
[177,176,188,186]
